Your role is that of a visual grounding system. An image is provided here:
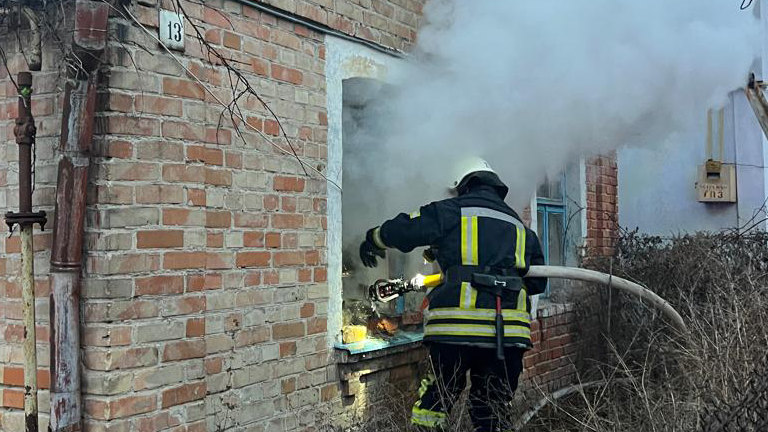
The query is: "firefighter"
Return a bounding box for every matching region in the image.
[359,156,547,432]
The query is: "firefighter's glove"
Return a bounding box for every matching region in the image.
[423,247,437,263]
[359,228,386,268]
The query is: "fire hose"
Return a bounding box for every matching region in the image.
[369,265,687,333]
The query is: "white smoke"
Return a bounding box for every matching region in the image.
[342,0,759,262]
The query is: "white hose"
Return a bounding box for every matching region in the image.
[526,265,687,332]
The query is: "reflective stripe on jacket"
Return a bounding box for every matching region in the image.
[377,185,547,348]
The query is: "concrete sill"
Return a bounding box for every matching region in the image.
[334,331,424,361]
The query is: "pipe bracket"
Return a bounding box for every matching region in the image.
[5,211,47,232]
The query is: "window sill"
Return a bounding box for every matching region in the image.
[534,297,575,319]
[334,330,424,360]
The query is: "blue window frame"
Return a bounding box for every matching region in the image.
[537,174,567,295]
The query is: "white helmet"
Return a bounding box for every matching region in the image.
[451,156,496,189]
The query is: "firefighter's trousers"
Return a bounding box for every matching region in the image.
[411,343,524,432]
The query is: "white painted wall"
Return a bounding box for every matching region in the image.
[619,2,768,235]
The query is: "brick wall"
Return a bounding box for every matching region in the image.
[522,304,577,397]
[585,154,619,257]
[76,1,336,430]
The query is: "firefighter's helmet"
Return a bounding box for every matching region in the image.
[451,156,496,190]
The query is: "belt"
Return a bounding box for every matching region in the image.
[444,265,522,296]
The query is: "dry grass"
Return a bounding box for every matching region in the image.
[525,230,768,432]
[323,231,768,431]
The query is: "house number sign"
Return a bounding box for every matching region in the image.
[159,10,185,51]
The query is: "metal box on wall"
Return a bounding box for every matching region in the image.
[695,162,737,203]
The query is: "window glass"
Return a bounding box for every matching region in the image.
[547,211,564,266]
[537,176,564,201]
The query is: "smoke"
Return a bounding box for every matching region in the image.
[342,0,759,264]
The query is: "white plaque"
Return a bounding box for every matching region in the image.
[159,10,185,51]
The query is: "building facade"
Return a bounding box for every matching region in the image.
[0,1,618,430]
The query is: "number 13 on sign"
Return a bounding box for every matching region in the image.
[159,10,185,51]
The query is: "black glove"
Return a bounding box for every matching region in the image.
[359,228,386,268]
[423,247,437,263]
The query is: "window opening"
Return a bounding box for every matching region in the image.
[537,173,567,296]
[338,78,428,353]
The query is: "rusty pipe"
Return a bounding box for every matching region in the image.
[4,72,47,432]
[48,2,108,431]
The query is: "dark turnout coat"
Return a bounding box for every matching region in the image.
[375,185,547,348]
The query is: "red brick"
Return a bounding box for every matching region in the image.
[272,322,304,340]
[246,116,263,131]
[187,273,222,291]
[187,146,223,165]
[104,92,133,112]
[243,231,265,247]
[161,382,206,408]
[265,232,281,248]
[264,195,279,211]
[135,275,184,296]
[307,317,327,335]
[135,411,177,432]
[222,31,241,49]
[186,318,205,337]
[163,340,206,362]
[164,252,206,269]
[204,168,232,186]
[110,395,157,419]
[235,213,268,228]
[273,175,305,192]
[206,211,231,228]
[236,252,271,268]
[162,164,206,183]
[298,268,312,282]
[281,196,297,212]
[204,29,221,44]
[206,252,233,270]
[163,77,205,100]
[2,367,50,389]
[281,378,296,394]
[321,384,338,402]
[3,389,23,408]
[207,232,224,248]
[204,127,232,146]
[225,151,242,168]
[280,341,296,358]
[314,267,327,282]
[188,189,206,206]
[136,185,184,204]
[137,230,184,249]
[135,95,183,116]
[300,303,315,318]
[272,214,303,229]
[205,357,223,374]
[274,251,303,267]
[264,119,279,136]
[305,250,320,265]
[203,7,231,28]
[271,64,303,85]
[106,116,160,136]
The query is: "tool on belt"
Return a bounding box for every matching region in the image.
[369,268,522,360]
[470,271,523,360]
